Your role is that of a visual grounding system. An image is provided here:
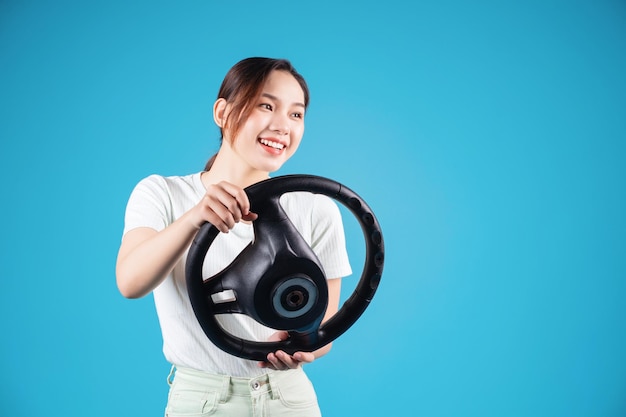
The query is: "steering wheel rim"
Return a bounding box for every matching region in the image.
[186,174,384,361]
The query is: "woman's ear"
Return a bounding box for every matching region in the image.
[213,98,228,128]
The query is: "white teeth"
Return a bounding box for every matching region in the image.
[259,138,285,149]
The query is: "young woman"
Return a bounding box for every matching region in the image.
[116,57,352,416]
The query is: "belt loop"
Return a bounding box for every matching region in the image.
[267,372,280,401]
[166,365,176,387]
[219,374,231,403]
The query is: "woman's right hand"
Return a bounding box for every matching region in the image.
[190,181,258,233]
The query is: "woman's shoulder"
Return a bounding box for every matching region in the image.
[280,192,341,220]
[280,191,335,207]
[136,172,199,185]
[133,172,203,195]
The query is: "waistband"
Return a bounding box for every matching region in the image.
[168,365,305,398]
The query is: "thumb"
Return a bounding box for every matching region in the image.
[242,211,258,222]
[267,330,289,342]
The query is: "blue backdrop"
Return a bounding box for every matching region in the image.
[1,1,625,416]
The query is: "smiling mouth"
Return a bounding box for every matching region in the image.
[259,138,285,150]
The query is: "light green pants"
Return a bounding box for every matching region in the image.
[164,366,322,417]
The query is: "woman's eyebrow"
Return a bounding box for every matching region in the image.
[261,92,305,108]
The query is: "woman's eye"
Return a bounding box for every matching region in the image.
[292,112,303,119]
[260,103,272,111]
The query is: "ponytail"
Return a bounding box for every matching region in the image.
[204,153,218,171]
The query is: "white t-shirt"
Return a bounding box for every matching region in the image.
[122,173,352,377]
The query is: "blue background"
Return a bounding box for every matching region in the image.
[1,1,625,416]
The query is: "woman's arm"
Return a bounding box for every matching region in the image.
[116,181,257,299]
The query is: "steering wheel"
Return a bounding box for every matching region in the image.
[186,175,384,361]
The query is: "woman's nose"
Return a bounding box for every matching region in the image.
[269,113,290,135]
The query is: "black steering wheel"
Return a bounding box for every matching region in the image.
[186,175,384,361]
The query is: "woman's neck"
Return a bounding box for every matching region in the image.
[200,147,269,190]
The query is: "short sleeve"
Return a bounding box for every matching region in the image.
[122,175,172,235]
[310,195,353,279]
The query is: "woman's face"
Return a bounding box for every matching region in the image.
[227,70,306,174]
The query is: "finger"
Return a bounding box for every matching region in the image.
[217,181,253,219]
[242,211,258,222]
[275,351,299,369]
[267,330,289,343]
[265,352,283,370]
[199,197,235,233]
[276,350,304,369]
[292,351,315,364]
[202,183,250,231]
[210,187,244,224]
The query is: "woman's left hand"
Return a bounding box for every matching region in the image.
[257,331,315,370]
[257,279,342,370]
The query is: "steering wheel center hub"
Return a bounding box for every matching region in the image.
[272,276,316,319]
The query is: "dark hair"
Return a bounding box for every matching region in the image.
[204,57,310,170]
